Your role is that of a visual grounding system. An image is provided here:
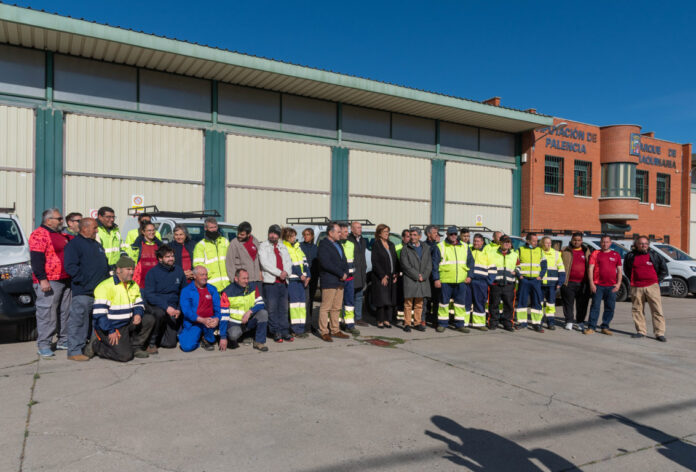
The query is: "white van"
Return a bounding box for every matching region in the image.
[615,239,694,298]
[0,207,37,340]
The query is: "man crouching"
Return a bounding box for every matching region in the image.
[219,269,269,352]
[178,266,221,352]
[90,256,155,361]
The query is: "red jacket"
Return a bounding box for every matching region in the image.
[29,226,73,282]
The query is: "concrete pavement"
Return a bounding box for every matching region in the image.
[1,296,695,471]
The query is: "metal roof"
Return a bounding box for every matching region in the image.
[0,4,552,133]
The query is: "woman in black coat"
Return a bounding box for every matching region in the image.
[169,224,196,281]
[371,224,398,328]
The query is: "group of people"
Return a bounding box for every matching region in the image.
[28,206,670,363]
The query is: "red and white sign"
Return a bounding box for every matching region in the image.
[131,195,144,208]
[89,208,98,219]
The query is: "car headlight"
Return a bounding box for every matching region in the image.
[0,262,33,280]
[690,266,696,273]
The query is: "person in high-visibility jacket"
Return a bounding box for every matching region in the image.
[484,231,503,255]
[95,206,128,268]
[470,234,496,330]
[192,217,230,292]
[540,236,566,330]
[431,226,475,333]
[339,223,360,335]
[281,227,312,337]
[488,235,518,331]
[124,213,161,260]
[90,256,155,362]
[515,233,547,332]
[394,229,410,323]
[219,268,268,352]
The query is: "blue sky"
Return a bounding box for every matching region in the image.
[12,0,696,144]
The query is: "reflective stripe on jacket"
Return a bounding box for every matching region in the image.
[541,248,565,285]
[93,275,144,333]
[193,236,230,291]
[284,240,309,279]
[516,245,547,279]
[489,248,518,285]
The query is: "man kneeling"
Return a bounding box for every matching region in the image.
[178,266,221,352]
[91,256,155,362]
[219,269,269,352]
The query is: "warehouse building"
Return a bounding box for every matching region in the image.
[0,4,551,235]
[521,118,692,250]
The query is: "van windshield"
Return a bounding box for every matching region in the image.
[0,218,23,246]
[181,223,237,242]
[654,244,694,261]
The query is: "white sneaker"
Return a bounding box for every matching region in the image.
[565,323,573,330]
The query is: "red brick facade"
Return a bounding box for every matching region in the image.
[521,118,692,250]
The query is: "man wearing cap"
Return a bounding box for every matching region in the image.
[259,224,293,343]
[90,256,155,361]
[432,226,475,333]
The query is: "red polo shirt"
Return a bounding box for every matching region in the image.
[631,254,659,288]
[568,248,587,283]
[589,250,622,286]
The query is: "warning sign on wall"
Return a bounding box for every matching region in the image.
[131,195,145,208]
[475,215,483,227]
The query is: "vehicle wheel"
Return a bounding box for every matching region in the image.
[616,282,628,302]
[16,318,37,342]
[670,277,688,298]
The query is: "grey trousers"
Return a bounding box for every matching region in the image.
[68,295,94,357]
[33,280,72,350]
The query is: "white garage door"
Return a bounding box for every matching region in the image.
[226,134,331,232]
[445,161,513,234]
[0,105,34,228]
[349,150,430,231]
[64,114,204,228]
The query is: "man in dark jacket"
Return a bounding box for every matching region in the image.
[348,221,368,327]
[317,222,349,342]
[63,218,109,361]
[143,245,188,352]
[423,225,441,327]
[624,236,669,342]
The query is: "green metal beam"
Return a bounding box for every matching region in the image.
[34,107,63,224]
[431,159,445,225]
[512,134,522,235]
[331,147,349,220]
[204,130,226,218]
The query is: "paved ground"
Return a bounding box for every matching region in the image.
[1,296,695,472]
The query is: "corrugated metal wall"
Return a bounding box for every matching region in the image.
[690,192,696,257]
[0,105,34,228]
[226,134,331,230]
[64,114,204,232]
[445,161,513,233]
[348,150,430,230]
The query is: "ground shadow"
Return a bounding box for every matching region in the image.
[602,413,696,470]
[425,415,578,471]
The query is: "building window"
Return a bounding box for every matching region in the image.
[574,160,592,197]
[636,170,649,203]
[656,173,671,205]
[601,162,636,198]
[544,156,564,194]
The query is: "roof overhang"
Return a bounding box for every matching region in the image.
[0,4,552,133]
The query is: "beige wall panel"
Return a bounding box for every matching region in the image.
[226,188,330,233]
[348,150,430,200]
[445,203,511,234]
[349,197,430,232]
[0,170,33,229]
[0,105,34,170]
[226,135,331,192]
[64,176,203,235]
[64,115,203,181]
[445,161,512,206]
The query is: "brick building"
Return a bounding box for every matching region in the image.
[521,118,692,249]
